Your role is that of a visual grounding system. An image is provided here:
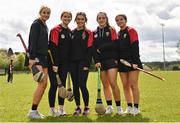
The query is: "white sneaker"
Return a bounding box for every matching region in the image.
[124,106,133,114]
[105,106,113,114]
[28,110,45,119]
[57,108,67,116]
[49,108,58,117]
[117,106,123,115]
[130,107,140,116]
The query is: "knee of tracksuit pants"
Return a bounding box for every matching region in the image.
[58,96,65,105]
[58,65,69,86]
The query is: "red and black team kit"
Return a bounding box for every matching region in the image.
[98,26,143,72]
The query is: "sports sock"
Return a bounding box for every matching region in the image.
[31,104,38,110]
[115,101,121,106]
[134,104,139,108]
[106,100,112,106]
[127,103,133,107]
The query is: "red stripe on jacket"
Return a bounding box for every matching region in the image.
[111,27,118,41]
[50,24,61,46]
[50,24,71,46]
[128,27,138,44]
[86,29,93,47]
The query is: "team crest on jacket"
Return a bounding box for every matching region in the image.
[106,32,109,37]
[94,34,98,38]
[82,32,86,39]
[123,33,127,38]
[61,34,65,39]
[71,34,74,39]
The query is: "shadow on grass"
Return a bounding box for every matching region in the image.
[96,114,150,122]
[29,113,150,122]
[29,114,93,122]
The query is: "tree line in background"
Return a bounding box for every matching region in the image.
[0,48,180,72]
[0,49,28,72]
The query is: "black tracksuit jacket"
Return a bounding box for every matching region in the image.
[70,28,93,67]
[98,26,142,65]
[28,19,49,59]
[48,24,71,66]
[92,26,119,63]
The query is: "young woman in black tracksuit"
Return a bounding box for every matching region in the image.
[116,14,142,115]
[27,5,51,119]
[70,12,93,115]
[93,12,123,115]
[48,11,72,116]
[98,14,142,115]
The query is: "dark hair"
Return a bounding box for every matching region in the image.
[96,12,110,27]
[115,14,127,22]
[75,12,87,22]
[61,11,72,19]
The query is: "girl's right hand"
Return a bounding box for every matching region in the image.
[97,49,101,54]
[29,59,36,68]
[52,66,58,72]
[95,62,101,68]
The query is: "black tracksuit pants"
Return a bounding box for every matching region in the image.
[70,61,89,107]
[7,73,13,82]
[48,63,69,107]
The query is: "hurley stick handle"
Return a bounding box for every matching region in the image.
[48,50,63,86]
[67,72,72,91]
[120,59,165,81]
[97,67,101,98]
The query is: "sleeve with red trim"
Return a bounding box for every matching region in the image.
[48,26,60,66]
[97,27,119,52]
[129,28,138,44]
[131,41,140,64]
[110,27,118,41]
[129,28,140,64]
[92,31,100,64]
[92,44,99,64]
[85,30,93,67]
[85,46,93,67]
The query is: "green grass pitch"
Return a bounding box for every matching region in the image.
[0,71,180,122]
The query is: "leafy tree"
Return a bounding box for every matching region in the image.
[0,51,8,68]
[14,53,25,71]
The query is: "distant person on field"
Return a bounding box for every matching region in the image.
[7,60,14,83]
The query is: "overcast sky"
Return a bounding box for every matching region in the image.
[0,0,180,62]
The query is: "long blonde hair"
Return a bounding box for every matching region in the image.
[39,5,51,15]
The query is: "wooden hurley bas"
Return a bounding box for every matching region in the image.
[119,59,165,81]
[66,72,74,102]
[48,50,68,99]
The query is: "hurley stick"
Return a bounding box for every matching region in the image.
[48,50,68,98]
[120,59,165,81]
[95,67,106,115]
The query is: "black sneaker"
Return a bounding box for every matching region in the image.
[73,107,81,115]
[83,107,90,115]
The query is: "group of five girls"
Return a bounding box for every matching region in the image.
[27,5,142,119]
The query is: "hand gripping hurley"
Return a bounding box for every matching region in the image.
[16,33,45,83]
